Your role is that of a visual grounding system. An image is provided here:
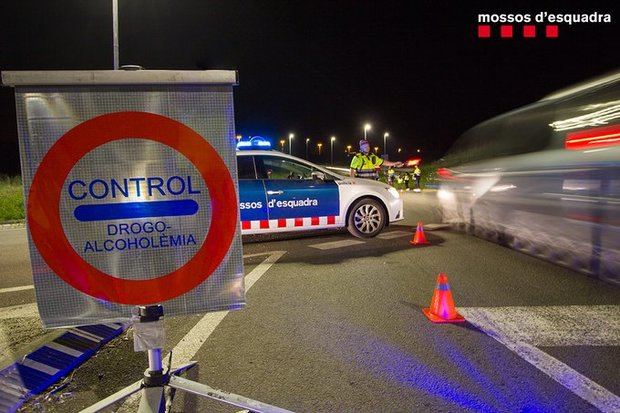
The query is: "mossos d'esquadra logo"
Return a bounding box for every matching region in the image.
[476,11,612,38]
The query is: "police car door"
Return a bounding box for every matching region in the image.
[236,155,269,230]
[256,155,339,227]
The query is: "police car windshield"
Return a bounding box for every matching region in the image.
[258,156,314,180]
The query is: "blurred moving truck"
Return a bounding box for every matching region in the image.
[438,70,620,285]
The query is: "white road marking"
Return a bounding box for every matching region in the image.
[242,252,280,258]
[117,251,287,411]
[1,380,27,398]
[45,341,84,358]
[101,323,122,330]
[461,305,620,346]
[376,230,411,239]
[308,239,365,250]
[461,306,620,413]
[0,303,38,320]
[20,357,60,376]
[170,250,286,366]
[69,328,104,343]
[0,226,26,231]
[0,285,34,294]
[424,223,450,231]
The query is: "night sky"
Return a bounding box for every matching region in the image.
[1,0,618,173]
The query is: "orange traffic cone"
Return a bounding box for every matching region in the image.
[409,222,430,245]
[423,273,465,323]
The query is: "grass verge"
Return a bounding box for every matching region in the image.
[0,175,25,222]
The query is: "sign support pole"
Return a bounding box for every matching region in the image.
[80,305,293,413]
[112,0,119,69]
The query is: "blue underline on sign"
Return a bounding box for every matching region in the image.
[73,200,199,222]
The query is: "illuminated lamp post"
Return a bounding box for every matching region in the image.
[363,123,371,140]
[280,139,285,151]
[330,136,336,165]
[383,132,389,157]
[305,138,310,159]
[317,142,323,156]
[288,133,294,155]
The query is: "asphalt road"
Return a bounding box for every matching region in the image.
[1,191,619,412]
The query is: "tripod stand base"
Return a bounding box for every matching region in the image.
[80,305,292,413]
[79,362,197,413]
[80,361,293,413]
[80,379,142,413]
[169,375,293,413]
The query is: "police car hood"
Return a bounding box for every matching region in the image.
[337,176,392,190]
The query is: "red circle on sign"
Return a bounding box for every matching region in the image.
[28,112,238,305]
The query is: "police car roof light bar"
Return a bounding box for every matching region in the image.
[236,136,272,150]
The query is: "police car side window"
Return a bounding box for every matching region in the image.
[256,156,314,180]
[236,155,257,179]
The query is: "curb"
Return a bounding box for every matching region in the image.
[0,323,127,413]
[0,221,25,230]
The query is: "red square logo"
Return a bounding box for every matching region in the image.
[478,25,491,38]
[500,25,513,38]
[546,25,559,38]
[523,25,536,38]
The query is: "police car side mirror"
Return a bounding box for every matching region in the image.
[311,171,325,181]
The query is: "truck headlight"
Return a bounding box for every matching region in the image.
[388,187,400,199]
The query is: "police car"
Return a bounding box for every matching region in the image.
[236,138,404,237]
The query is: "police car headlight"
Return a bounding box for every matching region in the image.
[388,187,400,199]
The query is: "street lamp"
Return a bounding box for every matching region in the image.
[288,133,294,155]
[374,146,379,153]
[397,147,402,153]
[346,145,352,153]
[317,142,323,156]
[417,148,421,153]
[330,136,336,165]
[280,139,285,151]
[364,123,371,140]
[383,132,389,157]
[236,134,242,141]
[305,138,310,159]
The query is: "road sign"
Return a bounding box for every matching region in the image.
[2,70,244,328]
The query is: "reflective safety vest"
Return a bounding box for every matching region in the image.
[350,153,384,179]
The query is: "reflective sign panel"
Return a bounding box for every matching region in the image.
[8,71,243,328]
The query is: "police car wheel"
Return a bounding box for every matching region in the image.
[347,198,386,238]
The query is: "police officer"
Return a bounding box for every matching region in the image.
[413,165,422,192]
[403,172,410,191]
[387,166,395,185]
[350,139,402,179]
